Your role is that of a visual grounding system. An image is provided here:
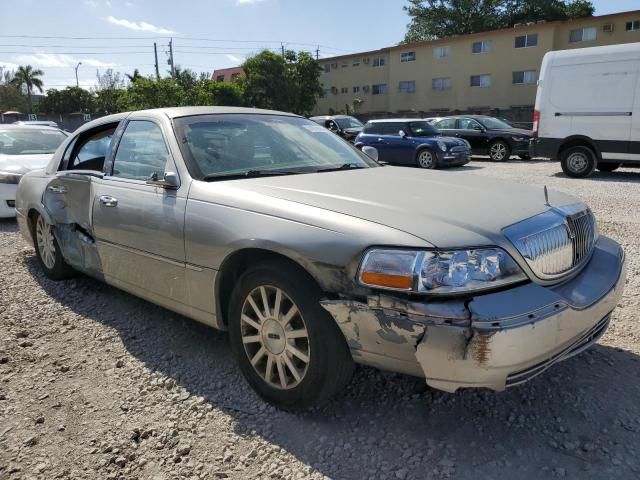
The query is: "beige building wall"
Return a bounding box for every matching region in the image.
[315,10,640,118]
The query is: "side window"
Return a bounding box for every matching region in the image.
[459,118,481,130]
[435,118,456,129]
[65,127,116,171]
[112,121,170,180]
[379,123,401,136]
[363,123,382,135]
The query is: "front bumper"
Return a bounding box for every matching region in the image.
[0,184,18,218]
[439,148,471,167]
[322,235,625,392]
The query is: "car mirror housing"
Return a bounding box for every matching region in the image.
[361,146,379,162]
[146,171,179,189]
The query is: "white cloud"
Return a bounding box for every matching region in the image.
[0,61,20,71]
[14,53,115,69]
[236,0,265,4]
[125,1,134,6]
[225,54,242,63]
[106,15,175,34]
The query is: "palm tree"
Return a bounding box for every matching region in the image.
[11,65,44,114]
[126,68,142,84]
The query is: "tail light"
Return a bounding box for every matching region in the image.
[532,110,540,138]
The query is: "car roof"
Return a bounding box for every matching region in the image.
[309,115,355,120]
[367,118,423,124]
[159,106,300,119]
[0,124,65,132]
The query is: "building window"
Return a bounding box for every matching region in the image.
[372,55,386,67]
[471,40,492,54]
[230,73,240,80]
[515,33,538,48]
[433,46,451,59]
[512,70,537,85]
[398,81,416,93]
[341,87,348,94]
[400,51,416,62]
[626,20,640,31]
[352,59,360,67]
[323,64,331,73]
[216,75,225,82]
[569,26,597,42]
[372,84,387,95]
[353,86,360,93]
[341,62,349,68]
[323,88,331,96]
[470,74,491,87]
[432,77,451,91]
[362,85,370,93]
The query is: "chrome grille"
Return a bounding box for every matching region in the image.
[504,205,597,279]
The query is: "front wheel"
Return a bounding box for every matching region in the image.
[228,261,354,411]
[488,140,511,161]
[597,162,621,173]
[416,149,437,169]
[33,213,75,280]
[561,146,597,178]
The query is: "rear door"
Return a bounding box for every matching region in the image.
[42,124,118,275]
[91,118,188,304]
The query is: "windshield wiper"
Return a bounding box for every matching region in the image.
[315,163,367,173]
[201,169,302,182]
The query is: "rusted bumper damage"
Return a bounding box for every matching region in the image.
[321,236,626,393]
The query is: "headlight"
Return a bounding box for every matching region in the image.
[358,248,526,294]
[436,140,447,152]
[512,136,527,142]
[0,172,22,184]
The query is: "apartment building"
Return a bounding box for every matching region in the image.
[315,10,640,121]
[211,66,244,82]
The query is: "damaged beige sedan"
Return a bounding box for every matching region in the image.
[16,107,625,410]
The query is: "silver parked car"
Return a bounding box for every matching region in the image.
[16,107,626,410]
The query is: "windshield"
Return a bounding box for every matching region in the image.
[477,117,513,130]
[334,117,364,129]
[0,129,66,155]
[174,114,378,179]
[408,121,440,137]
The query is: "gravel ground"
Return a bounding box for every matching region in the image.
[1,159,640,480]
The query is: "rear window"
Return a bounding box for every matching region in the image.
[363,122,404,136]
[0,129,66,155]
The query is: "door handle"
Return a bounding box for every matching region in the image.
[99,195,118,207]
[47,185,68,194]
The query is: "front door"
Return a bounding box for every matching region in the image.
[456,118,488,154]
[91,119,188,304]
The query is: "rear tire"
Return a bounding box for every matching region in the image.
[228,260,354,411]
[416,148,437,169]
[488,140,511,161]
[597,162,621,173]
[32,213,75,280]
[560,145,597,178]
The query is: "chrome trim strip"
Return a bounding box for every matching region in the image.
[97,239,185,268]
[554,112,632,117]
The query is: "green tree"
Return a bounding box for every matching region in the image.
[117,77,185,111]
[242,50,322,115]
[95,69,125,114]
[402,0,594,42]
[191,80,244,106]
[0,66,28,112]
[38,87,94,115]
[125,68,143,84]
[10,65,44,113]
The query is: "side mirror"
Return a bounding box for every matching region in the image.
[147,171,179,189]
[473,125,484,131]
[361,145,379,161]
[399,130,406,138]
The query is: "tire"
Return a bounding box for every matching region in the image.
[416,148,437,169]
[597,162,621,173]
[518,154,531,160]
[228,260,354,411]
[32,213,75,280]
[560,145,597,178]
[488,140,511,161]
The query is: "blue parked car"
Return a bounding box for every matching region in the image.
[354,119,471,169]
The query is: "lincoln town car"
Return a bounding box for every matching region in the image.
[15,107,625,410]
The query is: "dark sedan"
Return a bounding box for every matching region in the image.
[430,115,532,161]
[355,119,471,169]
[309,115,364,142]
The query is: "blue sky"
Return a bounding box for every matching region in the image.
[0,0,637,90]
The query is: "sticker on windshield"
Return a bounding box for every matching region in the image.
[303,124,330,133]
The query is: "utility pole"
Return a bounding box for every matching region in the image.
[74,61,82,88]
[281,42,285,57]
[315,46,319,60]
[168,38,175,78]
[153,42,160,79]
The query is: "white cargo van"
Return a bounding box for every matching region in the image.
[530,42,640,178]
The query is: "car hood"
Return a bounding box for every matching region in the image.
[435,136,468,147]
[0,154,52,174]
[488,127,532,137]
[219,166,577,248]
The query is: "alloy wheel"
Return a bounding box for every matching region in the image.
[490,142,507,161]
[36,216,56,269]
[240,285,310,390]
[418,150,434,168]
